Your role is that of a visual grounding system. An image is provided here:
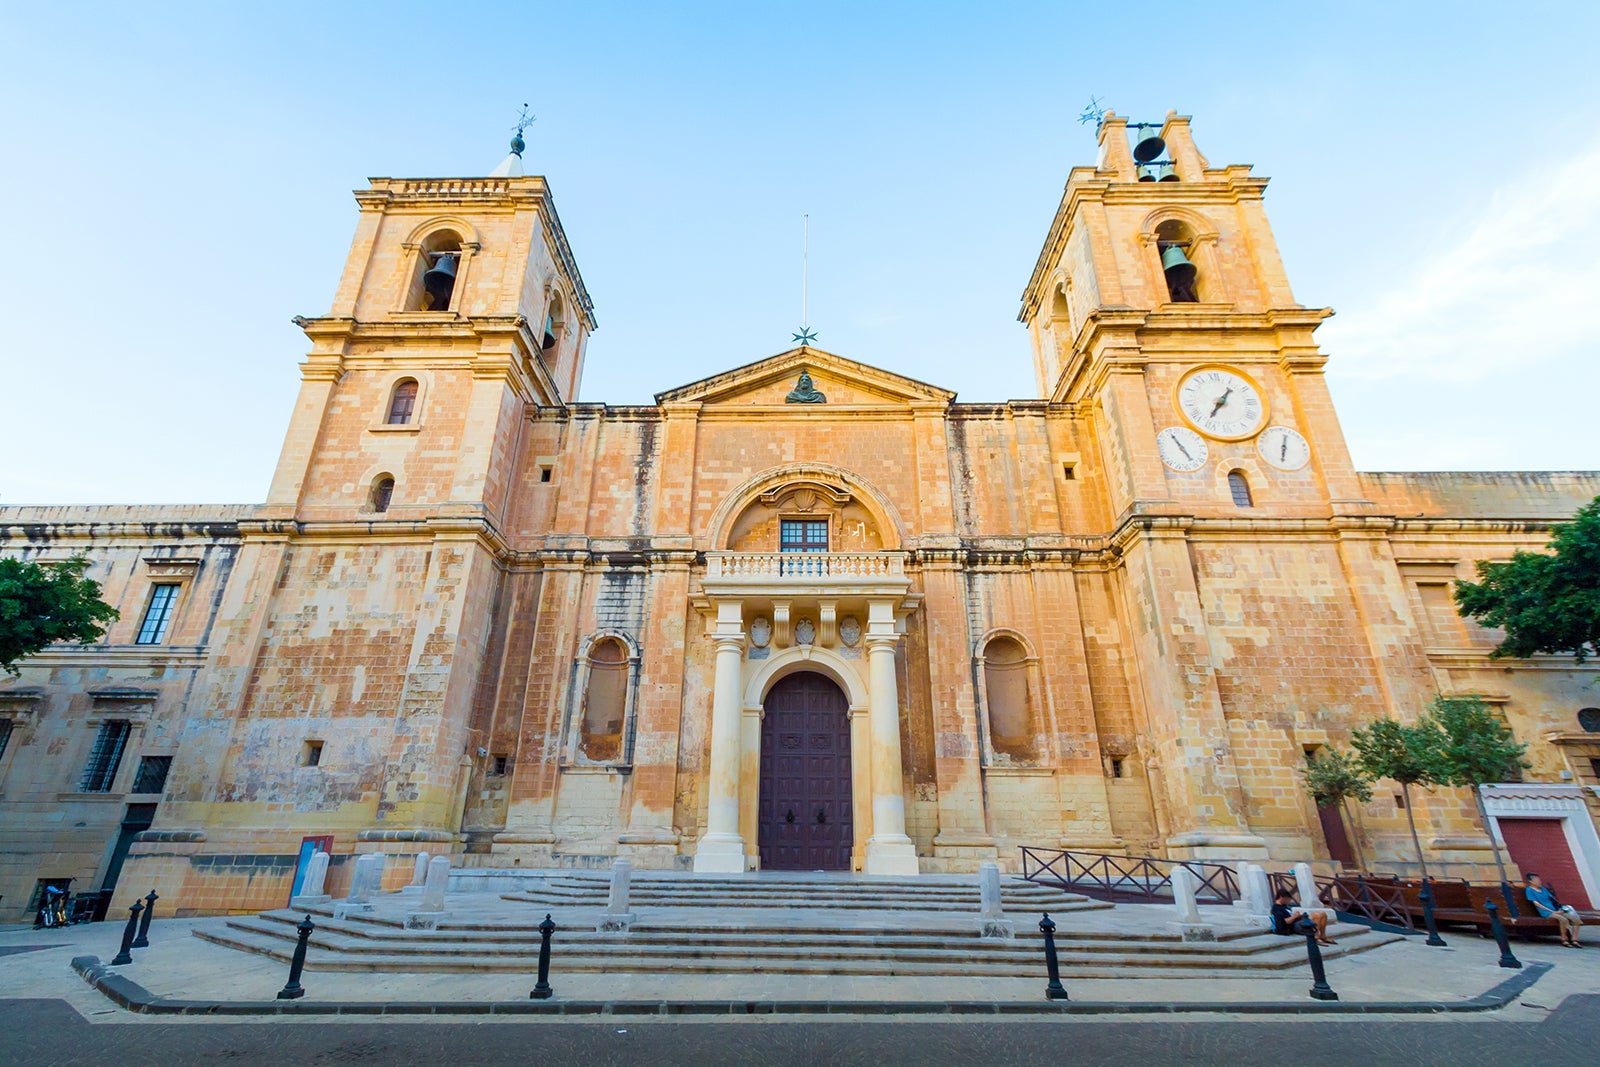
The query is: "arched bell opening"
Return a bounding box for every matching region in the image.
[1154,219,1200,303]
[406,230,463,312]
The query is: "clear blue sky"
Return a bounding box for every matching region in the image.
[2,2,1597,504]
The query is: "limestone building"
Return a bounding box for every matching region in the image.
[4,113,1600,920]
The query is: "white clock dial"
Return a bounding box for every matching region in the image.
[1156,426,1208,472]
[1175,366,1267,440]
[1257,425,1311,471]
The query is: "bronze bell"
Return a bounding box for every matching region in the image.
[423,253,458,310]
[1157,161,1179,182]
[1131,125,1166,163]
[1161,243,1199,301]
[1136,164,1155,182]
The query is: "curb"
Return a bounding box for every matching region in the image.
[70,955,1553,1017]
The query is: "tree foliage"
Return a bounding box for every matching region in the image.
[1302,747,1373,809]
[1349,717,1448,788]
[1454,496,1600,662]
[0,555,119,676]
[1428,696,1528,789]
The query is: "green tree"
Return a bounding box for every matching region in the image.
[1426,695,1529,890]
[0,555,119,676]
[1302,747,1374,872]
[1454,496,1600,662]
[1350,717,1450,881]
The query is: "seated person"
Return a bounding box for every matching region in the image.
[1271,887,1335,946]
[1524,872,1584,948]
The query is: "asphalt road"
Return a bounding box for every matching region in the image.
[4,996,1597,1066]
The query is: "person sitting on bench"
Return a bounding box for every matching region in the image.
[1524,873,1584,948]
[1271,887,1335,946]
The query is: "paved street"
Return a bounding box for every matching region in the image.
[4,995,1599,1066]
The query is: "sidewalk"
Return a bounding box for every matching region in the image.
[2,916,1594,1021]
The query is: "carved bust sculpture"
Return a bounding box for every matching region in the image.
[785,371,826,404]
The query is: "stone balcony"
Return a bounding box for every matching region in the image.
[701,552,909,595]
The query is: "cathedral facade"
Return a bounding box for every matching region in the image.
[4,114,1600,920]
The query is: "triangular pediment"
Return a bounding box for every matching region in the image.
[654,347,955,407]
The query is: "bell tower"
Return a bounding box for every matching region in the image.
[263,134,596,524]
[1016,112,1404,862]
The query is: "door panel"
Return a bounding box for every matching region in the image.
[1497,818,1593,909]
[758,673,852,870]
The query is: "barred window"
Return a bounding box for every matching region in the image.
[780,519,829,553]
[0,719,12,761]
[136,584,179,644]
[371,476,395,513]
[80,720,131,792]
[131,755,172,795]
[1227,470,1253,508]
[387,379,418,425]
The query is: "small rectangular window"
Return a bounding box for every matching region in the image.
[80,720,131,792]
[491,754,509,776]
[1394,792,1406,810]
[131,755,172,795]
[302,740,324,767]
[780,519,829,553]
[1589,757,1600,781]
[0,719,12,762]
[136,584,180,645]
[1109,758,1124,779]
[539,465,553,483]
[1062,463,1076,481]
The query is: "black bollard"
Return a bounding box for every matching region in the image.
[1299,921,1338,1000]
[1038,912,1069,1001]
[1499,881,1521,919]
[131,891,159,948]
[109,900,144,966]
[1483,901,1521,969]
[530,913,556,1000]
[277,915,315,1000]
[1419,878,1447,947]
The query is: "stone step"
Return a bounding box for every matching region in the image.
[203,912,1398,978]
[248,908,1258,948]
[195,922,1398,977]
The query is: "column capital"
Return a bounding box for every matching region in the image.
[864,633,900,652]
[713,634,746,654]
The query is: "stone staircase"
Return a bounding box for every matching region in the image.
[496,871,1104,912]
[194,871,1403,978]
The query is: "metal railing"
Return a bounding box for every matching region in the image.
[1020,847,1240,905]
[1267,870,1414,931]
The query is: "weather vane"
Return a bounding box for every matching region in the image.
[791,214,817,347]
[513,103,536,138]
[1077,95,1107,129]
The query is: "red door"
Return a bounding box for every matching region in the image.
[1497,818,1593,909]
[758,673,853,870]
[1317,803,1357,868]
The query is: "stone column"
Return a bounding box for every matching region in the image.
[1171,864,1214,941]
[694,604,747,873]
[977,862,1013,939]
[598,857,637,933]
[863,601,918,876]
[291,851,331,908]
[406,855,452,930]
[1294,862,1324,911]
[402,852,429,895]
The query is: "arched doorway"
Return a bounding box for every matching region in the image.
[758,672,853,870]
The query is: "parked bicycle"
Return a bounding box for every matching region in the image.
[33,882,73,929]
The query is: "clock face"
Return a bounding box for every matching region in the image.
[1156,426,1208,472]
[1257,426,1311,471]
[1175,366,1267,440]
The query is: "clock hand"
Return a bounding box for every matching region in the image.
[1209,387,1233,417]
[1280,438,1288,461]
[1175,439,1193,460]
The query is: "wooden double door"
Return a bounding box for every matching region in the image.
[758,672,854,870]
